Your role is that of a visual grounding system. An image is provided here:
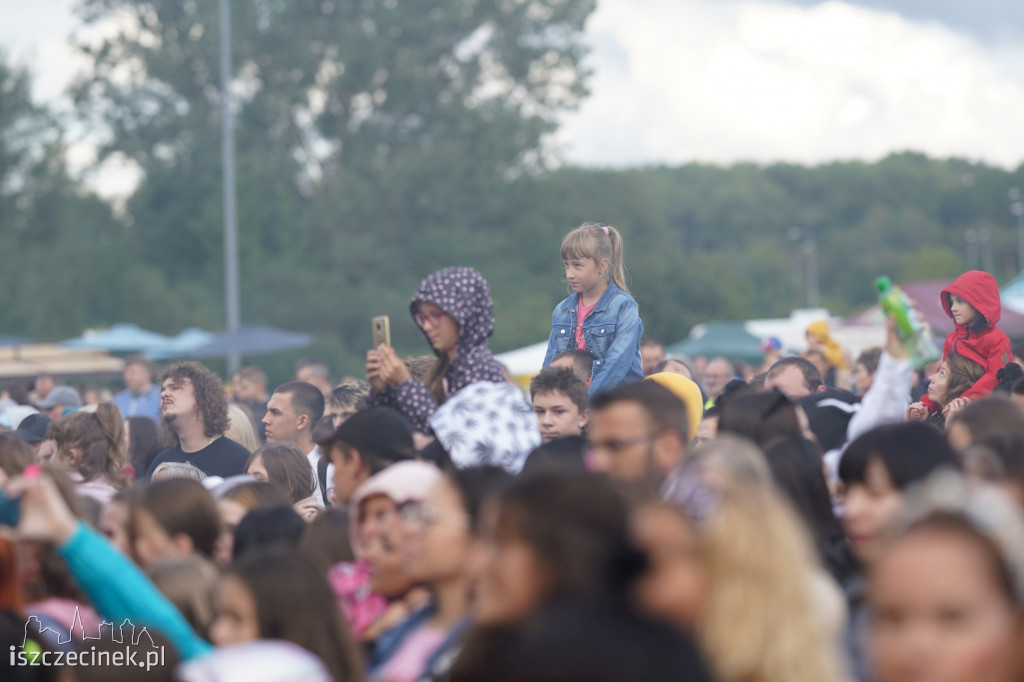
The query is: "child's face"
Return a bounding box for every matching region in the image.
[949,295,980,327]
[563,256,607,296]
[532,390,588,442]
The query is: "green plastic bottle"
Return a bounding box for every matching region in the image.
[875,276,941,369]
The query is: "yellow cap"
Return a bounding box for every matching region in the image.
[806,319,847,369]
[806,319,830,341]
[644,372,703,441]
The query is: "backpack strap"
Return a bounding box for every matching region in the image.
[317,455,330,506]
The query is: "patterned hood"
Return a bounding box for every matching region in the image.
[410,266,495,355]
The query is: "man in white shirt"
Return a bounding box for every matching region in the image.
[262,381,332,505]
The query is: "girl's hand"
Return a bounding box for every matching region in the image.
[905,402,928,422]
[366,349,387,393]
[942,396,969,418]
[885,314,908,360]
[7,473,78,545]
[377,346,412,387]
[293,497,322,521]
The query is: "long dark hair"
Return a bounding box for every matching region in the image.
[127,416,161,474]
[452,476,714,682]
[718,389,801,446]
[839,422,961,490]
[763,436,856,583]
[227,550,362,681]
[495,471,644,607]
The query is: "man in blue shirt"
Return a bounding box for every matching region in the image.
[113,354,161,422]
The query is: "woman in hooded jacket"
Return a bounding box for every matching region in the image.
[366,267,507,434]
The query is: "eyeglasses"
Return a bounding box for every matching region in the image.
[399,502,468,528]
[413,309,446,329]
[587,432,660,456]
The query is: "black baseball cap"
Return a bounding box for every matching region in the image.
[14,413,53,444]
[315,407,415,463]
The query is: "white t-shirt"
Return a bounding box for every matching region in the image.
[307,445,335,507]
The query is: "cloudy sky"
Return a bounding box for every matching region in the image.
[3,0,1023,175]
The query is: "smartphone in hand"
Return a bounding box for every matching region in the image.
[372,316,391,348]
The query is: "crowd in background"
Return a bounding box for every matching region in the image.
[0,232,1024,681]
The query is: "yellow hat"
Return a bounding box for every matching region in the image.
[806,319,830,341]
[644,372,703,441]
[806,319,847,370]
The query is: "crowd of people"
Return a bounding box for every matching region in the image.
[1,223,1024,681]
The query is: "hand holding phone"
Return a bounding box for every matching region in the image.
[372,316,391,348]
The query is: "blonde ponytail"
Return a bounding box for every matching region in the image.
[560,223,629,292]
[604,226,627,292]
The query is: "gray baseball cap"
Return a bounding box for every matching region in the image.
[36,386,83,410]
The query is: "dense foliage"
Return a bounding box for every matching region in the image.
[2,1,1023,381]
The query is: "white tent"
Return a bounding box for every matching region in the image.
[494,341,548,377]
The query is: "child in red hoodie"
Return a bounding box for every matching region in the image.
[919,270,1011,414]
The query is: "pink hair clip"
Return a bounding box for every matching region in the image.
[602,226,609,236]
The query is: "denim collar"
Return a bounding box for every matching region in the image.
[557,280,624,315]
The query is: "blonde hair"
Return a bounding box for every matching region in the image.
[687,438,846,682]
[225,403,260,453]
[146,555,219,639]
[560,223,628,292]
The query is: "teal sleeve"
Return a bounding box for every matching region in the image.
[57,522,214,660]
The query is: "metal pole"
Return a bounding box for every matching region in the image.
[1012,200,1024,273]
[219,0,241,373]
[965,229,978,271]
[979,228,994,273]
[1019,212,1024,275]
[787,226,802,310]
[803,238,819,308]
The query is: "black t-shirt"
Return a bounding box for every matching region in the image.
[146,436,249,479]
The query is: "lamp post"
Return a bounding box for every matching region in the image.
[785,226,819,309]
[978,227,994,273]
[1010,188,1024,274]
[787,226,803,309]
[965,229,978,270]
[803,238,819,308]
[219,0,241,373]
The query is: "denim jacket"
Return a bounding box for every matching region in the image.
[542,281,644,395]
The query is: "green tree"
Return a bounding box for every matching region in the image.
[70,0,597,369]
[0,54,161,340]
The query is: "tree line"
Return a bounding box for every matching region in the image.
[2,0,1022,382]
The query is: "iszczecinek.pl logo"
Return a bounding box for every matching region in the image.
[10,605,167,671]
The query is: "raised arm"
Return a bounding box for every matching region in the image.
[11,474,213,661]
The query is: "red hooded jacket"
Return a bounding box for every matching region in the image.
[920,270,1011,411]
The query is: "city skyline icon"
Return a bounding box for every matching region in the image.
[22,606,154,649]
